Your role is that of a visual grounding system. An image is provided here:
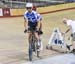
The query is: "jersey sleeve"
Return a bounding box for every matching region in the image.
[24,12,28,22]
[37,13,42,21]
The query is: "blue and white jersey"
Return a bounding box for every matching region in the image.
[24,10,41,23]
[37,13,42,21]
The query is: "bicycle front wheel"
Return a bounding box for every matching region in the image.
[29,44,33,61]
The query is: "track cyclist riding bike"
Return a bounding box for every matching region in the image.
[24,3,42,61]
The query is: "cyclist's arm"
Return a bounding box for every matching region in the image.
[65,26,71,34]
[38,13,42,31]
[24,17,28,30]
[36,21,40,31]
[37,13,42,30]
[40,22,42,30]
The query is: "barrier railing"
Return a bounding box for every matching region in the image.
[0,3,75,18]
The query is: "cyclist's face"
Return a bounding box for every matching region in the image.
[26,7,32,12]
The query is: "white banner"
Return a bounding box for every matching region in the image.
[0,9,3,16]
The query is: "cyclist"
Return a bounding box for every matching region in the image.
[32,5,43,34]
[24,3,41,50]
[62,18,75,53]
[32,5,43,50]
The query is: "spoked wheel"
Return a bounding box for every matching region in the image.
[29,44,33,61]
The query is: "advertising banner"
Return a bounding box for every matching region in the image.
[3,8,10,17]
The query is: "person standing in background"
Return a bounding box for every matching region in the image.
[62,18,75,54]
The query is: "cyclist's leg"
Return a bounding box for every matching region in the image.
[39,35,43,50]
[28,26,33,44]
[38,22,43,50]
[34,32,41,57]
[34,32,40,46]
[28,32,32,43]
[28,31,32,50]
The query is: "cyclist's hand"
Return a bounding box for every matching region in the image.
[39,30,43,34]
[24,29,28,33]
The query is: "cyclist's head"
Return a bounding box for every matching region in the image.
[32,5,37,11]
[26,3,33,12]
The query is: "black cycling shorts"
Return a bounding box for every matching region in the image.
[28,21,37,32]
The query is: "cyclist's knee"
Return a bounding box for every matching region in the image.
[28,33,32,40]
[34,32,39,39]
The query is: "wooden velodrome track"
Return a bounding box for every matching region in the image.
[0,9,75,64]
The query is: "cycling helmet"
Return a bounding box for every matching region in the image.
[26,3,33,8]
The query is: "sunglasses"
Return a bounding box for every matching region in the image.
[26,7,32,9]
